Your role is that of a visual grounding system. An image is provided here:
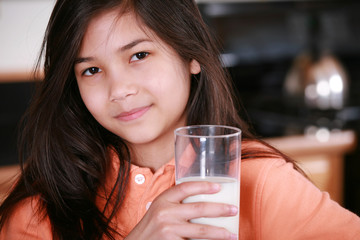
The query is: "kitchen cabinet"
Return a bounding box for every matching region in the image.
[266,130,356,205]
[0,165,19,203]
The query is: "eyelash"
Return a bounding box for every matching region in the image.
[81,52,149,76]
[130,52,149,62]
[82,67,102,76]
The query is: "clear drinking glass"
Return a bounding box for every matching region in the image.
[175,125,241,240]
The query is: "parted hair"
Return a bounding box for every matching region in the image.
[0,0,302,239]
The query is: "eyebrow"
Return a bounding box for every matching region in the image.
[74,38,152,64]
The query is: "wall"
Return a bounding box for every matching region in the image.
[0,1,54,165]
[0,0,55,74]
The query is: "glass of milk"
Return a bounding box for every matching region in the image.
[174,125,241,240]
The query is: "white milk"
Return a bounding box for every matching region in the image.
[176,176,240,239]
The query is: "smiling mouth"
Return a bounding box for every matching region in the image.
[116,105,151,122]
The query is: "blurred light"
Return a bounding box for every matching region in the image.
[317,80,330,97]
[305,84,317,100]
[315,128,330,142]
[329,74,343,93]
[220,53,238,68]
[305,125,318,136]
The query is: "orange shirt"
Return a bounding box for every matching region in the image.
[1,143,360,239]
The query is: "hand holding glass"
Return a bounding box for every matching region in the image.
[175,125,241,239]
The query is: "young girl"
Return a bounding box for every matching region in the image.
[1,0,359,239]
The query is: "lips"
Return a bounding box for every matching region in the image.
[115,105,151,122]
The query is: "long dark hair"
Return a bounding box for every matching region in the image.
[0,0,302,239]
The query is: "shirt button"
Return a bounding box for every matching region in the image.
[146,202,152,210]
[134,174,145,185]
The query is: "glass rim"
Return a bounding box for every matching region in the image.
[174,125,241,138]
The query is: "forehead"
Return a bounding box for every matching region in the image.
[79,9,164,53]
[78,8,179,60]
[85,10,145,40]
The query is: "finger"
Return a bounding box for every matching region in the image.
[149,200,237,225]
[162,181,221,202]
[175,223,237,240]
[180,202,238,220]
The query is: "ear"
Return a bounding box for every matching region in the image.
[190,59,201,75]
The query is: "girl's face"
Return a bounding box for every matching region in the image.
[74,10,200,148]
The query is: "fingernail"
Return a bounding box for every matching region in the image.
[230,205,238,215]
[212,183,221,191]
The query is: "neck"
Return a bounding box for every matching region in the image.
[129,132,175,172]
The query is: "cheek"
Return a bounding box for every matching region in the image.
[78,86,106,117]
[158,74,191,112]
[149,61,190,94]
[146,71,190,104]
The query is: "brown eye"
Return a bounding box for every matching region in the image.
[130,52,149,62]
[83,67,102,76]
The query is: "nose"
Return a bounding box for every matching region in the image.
[108,70,138,102]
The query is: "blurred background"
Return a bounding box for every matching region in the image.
[1,0,360,215]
